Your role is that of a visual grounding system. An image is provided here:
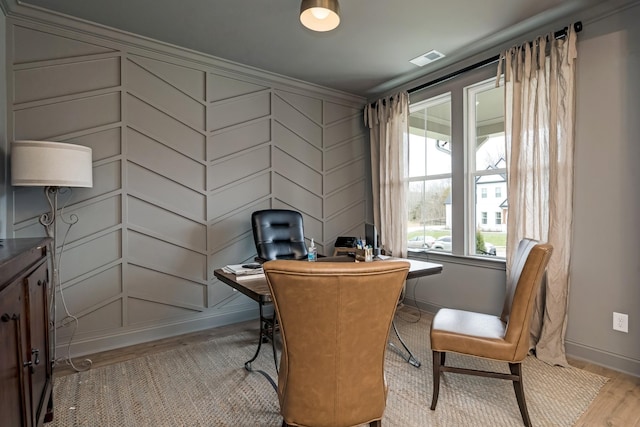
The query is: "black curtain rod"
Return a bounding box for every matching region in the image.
[406,21,583,95]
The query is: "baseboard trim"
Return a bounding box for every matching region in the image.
[57,307,258,358]
[565,340,640,377]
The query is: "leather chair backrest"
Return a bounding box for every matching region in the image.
[501,240,553,360]
[251,209,308,261]
[263,260,410,427]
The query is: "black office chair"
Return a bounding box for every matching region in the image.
[251,209,308,263]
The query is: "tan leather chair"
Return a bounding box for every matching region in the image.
[429,239,553,427]
[263,260,410,427]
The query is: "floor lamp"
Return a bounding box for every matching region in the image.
[11,140,93,369]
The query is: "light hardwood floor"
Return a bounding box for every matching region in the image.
[54,314,640,426]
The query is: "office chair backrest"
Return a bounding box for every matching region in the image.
[251,209,308,261]
[263,260,410,427]
[500,239,553,359]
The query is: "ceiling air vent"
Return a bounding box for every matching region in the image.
[410,50,445,67]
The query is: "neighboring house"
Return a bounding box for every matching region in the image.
[475,159,507,232]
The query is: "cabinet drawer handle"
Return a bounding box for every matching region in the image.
[32,348,40,365]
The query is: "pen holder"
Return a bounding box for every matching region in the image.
[355,247,374,262]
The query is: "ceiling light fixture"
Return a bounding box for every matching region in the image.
[300,0,340,32]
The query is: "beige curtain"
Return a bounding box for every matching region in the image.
[364,92,409,258]
[498,26,578,366]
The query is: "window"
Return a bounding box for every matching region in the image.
[407,94,452,253]
[406,68,506,258]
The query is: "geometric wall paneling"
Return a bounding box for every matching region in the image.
[207,145,271,191]
[324,157,367,194]
[59,230,123,284]
[12,25,116,65]
[272,172,322,217]
[208,236,261,281]
[324,201,366,243]
[7,18,369,356]
[272,147,322,195]
[55,265,123,325]
[126,58,205,130]
[14,91,121,140]
[127,127,206,192]
[324,114,366,148]
[127,195,206,252]
[208,118,271,161]
[129,55,206,102]
[207,90,271,132]
[324,136,366,171]
[273,93,321,148]
[12,185,53,225]
[128,264,206,310]
[14,56,121,104]
[127,298,201,327]
[63,127,122,161]
[208,73,267,103]
[127,162,206,221]
[272,121,322,171]
[323,101,362,125]
[208,198,270,254]
[57,300,123,338]
[127,230,206,283]
[207,172,271,222]
[75,160,122,202]
[325,179,366,218]
[57,195,122,245]
[127,94,206,161]
[275,90,323,124]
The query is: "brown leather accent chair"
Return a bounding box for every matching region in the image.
[429,239,553,427]
[263,260,410,427]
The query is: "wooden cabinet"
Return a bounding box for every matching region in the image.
[0,238,53,427]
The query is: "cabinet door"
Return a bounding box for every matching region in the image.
[26,261,51,426]
[0,281,30,427]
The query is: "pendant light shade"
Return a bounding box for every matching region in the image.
[300,0,340,32]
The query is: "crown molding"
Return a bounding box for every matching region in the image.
[1,0,366,106]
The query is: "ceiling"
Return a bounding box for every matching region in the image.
[3,0,628,98]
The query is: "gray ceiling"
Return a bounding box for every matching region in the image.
[6,0,629,98]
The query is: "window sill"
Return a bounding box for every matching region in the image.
[406,249,506,270]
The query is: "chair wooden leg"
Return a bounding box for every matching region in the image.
[509,363,532,427]
[430,350,444,410]
[369,420,382,427]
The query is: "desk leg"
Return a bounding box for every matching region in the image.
[244,303,279,391]
[389,320,421,368]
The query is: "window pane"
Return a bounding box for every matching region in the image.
[408,96,451,178]
[407,178,451,252]
[469,81,506,257]
[408,94,453,253]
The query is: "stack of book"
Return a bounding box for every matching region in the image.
[222,264,264,280]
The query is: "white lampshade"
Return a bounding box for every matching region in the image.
[11,140,93,188]
[300,0,340,32]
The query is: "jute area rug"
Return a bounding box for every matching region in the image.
[52,308,608,426]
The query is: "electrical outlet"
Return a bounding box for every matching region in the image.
[613,312,628,333]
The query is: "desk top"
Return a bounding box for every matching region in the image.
[213,256,442,304]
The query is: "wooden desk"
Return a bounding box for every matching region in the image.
[213,257,443,370]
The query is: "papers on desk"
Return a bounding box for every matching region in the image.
[222,264,265,280]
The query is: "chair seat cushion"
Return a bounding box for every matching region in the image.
[430,308,521,362]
